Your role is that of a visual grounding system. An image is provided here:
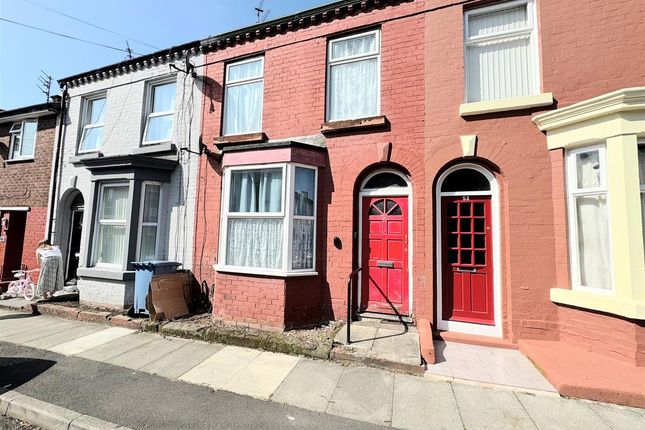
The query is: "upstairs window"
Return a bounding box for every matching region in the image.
[327,29,380,121]
[79,96,106,152]
[223,57,264,136]
[566,145,611,291]
[464,0,538,102]
[143,81,176,144]
[9,120,37,160]
[220,163,318,274]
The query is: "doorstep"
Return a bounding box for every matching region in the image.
[332,319,424,375]
[519,339,645,408]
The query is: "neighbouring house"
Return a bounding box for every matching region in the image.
[0,100,60,287]
[191,0,645,402]
[51,41,203,309]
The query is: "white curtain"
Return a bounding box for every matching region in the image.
[97,186,128,265]
[329,58,378,121]
[229,169,282,213]
[152,82,176,112]
[576,195,611,290]
[226,218,283,269]
[20,121,37,157]
[224,81,263,135]
[576,150,601,188]
[466,4,533,102]
[639,147,645,253]
[292,219,314,270]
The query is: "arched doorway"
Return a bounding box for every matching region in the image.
[61,191,84,284]
[358,169,413,317]
[436,164,501,337]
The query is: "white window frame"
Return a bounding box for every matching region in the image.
[78,94,107,153]
[136,181,163,262]
[566,144,614,293]
[142,79,176,145]
[463,0,540,103]
[217,162,318,276]
[326,29,381,122]
[92,182,129,268]
[639,140,645,255]
[8,119,37,160]
[223,56,264,136]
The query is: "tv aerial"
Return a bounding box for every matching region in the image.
[255,0,271,23]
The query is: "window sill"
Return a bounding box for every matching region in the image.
[214,132,267,148]
[70,152,103,165]
[550,288,645,320]
[214,264,318,278]
[321,115,389,135]
[77,267,135,281]
[460,93,554,117]
[3,157,35,164]
[131,143,177,156]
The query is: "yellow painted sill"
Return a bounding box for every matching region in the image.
[460,93,554,117]
[550,288,645,320]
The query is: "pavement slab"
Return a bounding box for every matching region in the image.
[584,401,645,430]
[371,327,420,361]
[139,341,224,379]
[105,337,188,370]
[23,324,104,350]
[2,319,78,344]
[49,327,135,356]
[76,332,157,362]
[223,351,301,399]
[327,366,395,426]
[516,393,611,430]
[452,383,537,430]
[392,374,463,430]
[271,359,345,413]
[178,345,261,389]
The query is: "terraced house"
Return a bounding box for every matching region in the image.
[50,41,203,308]
[190,0,645,404]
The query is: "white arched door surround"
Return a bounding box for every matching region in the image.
[435,163,502,337]
[357,169,414,316]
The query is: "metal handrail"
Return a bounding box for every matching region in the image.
[346,267,362,344]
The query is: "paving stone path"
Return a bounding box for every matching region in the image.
[1,309,644,429]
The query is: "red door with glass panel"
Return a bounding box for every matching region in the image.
[361,196,409,315]
[442,196,494,325]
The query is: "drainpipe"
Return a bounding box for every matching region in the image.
[47,86,68,243]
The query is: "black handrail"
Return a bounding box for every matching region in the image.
[346,267,362,344]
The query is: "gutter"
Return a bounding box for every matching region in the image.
[46,87,67,242]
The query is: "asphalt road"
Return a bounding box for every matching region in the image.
[0,342,386,430]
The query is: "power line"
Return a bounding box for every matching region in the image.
[20,0,159,50]
[0,17,144,56]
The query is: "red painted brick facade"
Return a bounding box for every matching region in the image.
[193,0,645,365]
[0,112,58,285]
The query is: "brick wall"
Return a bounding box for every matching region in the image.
[0,113,57,281]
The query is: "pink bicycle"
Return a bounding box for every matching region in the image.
[6,269,38,301]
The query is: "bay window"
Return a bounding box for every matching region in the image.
[223,57,264,136]
[143,81,176,144]
[566,145,612,291]
[94,184,129,266]
[9,119,37,160]
[79,96,106,152]
[219,163,317,275]
[639,142,645,253]
[464,0,539,103]
[327,29,380,121]
[137,182,162,261]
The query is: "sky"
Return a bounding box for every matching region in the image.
[0,0,334,110]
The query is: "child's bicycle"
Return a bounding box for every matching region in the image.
[6,269,38,301]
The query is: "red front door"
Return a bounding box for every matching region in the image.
[361,196,409,315]
[442,196,494,325]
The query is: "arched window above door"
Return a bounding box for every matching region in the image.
[441,168,491,192]
[363,172,408,190]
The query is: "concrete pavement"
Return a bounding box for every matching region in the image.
[1,309,644,429]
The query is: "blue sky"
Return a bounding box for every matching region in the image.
[0,0,333,110]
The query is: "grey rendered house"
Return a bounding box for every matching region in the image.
[52,41,203,309]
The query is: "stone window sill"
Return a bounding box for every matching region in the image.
[77,267,135,281]
[321,115,389,135]
[214,132,267,148]
[3,157,35,165]
[214,264,318,278]
[550,288,645,320]
[460,93,554,117]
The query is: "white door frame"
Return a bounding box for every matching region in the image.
[357,169,414,316]
[435,163,502,337]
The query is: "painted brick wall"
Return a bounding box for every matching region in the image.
[0,113,58,281]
